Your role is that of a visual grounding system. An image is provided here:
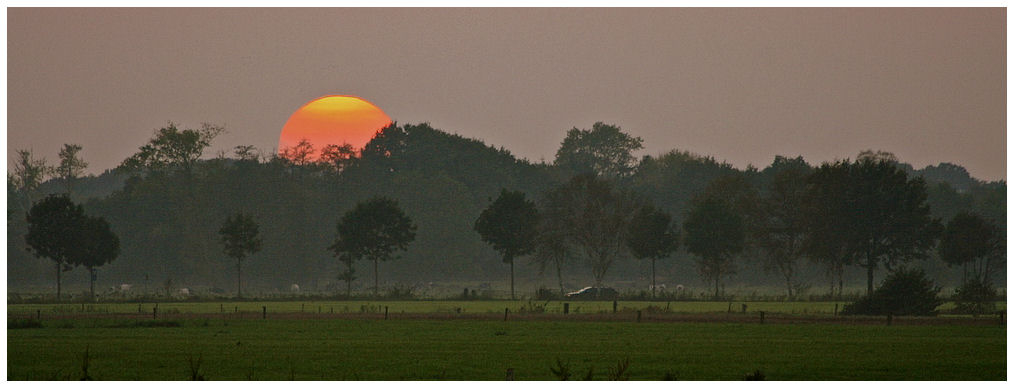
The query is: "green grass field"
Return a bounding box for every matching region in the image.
[7,310,1007,380]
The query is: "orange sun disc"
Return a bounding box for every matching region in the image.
[278,95,392,159]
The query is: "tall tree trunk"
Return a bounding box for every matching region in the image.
[785,275,793,300]
[346,261,353,299]
[650,258,656,299]
[374,258,379,297]
[866,258,875,296]
[509,255,515,301]
[837,270,843,299]
[714,276,720,299]
[89,267,95,302]
[828,265,835,297]
[237,259,242,298]
[962,262,968,284]
[56,262,62,301]
[555,258,564,296]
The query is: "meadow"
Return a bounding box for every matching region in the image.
[6,301,1008,380]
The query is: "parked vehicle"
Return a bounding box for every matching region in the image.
[564,286,618,300]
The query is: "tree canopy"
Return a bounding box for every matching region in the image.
[939,212,1004,286]
[554,122,643,178]
[120,122,224,174]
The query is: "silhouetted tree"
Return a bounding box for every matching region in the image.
[846,159,941,295]
[542,174,639,287]
[280,138,316,167]
[803,161,853,297]
[56,144,88,195]
[68,215,119,301]
[219,212,262,298]
[630,150,737,219]
[474,189,539,300]
[626,204,679,298]
[332,197,416,296]
[554,122,643,178]
[233,145,260,161]
[320,143,357,173]
[756,156,811,298]
[9,149,53,213]
[531,222,572,295]
[25,195,86,300]
[939,212,1004,286]
[120,122,225,175]
[683,197,744,298]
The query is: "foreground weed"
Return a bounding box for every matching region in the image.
[187,354,205,380]
[662,370,680,380]
[607,357,630,381]
[79,346,92,381]
[549,358,572,380]
[744,370,765,380]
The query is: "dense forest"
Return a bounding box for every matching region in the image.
[7,121,1006,300]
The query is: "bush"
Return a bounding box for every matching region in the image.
[952,278,998,315]
[842,267,941,316]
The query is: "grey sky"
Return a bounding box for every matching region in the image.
[7,8,1006,180]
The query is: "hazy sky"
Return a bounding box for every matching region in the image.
[7,8,1007,181]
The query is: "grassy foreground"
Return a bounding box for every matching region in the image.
[7,317,1006,380]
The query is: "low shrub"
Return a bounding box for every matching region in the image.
[842,268,941,316]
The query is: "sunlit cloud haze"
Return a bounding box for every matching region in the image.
[6,7,1006,180]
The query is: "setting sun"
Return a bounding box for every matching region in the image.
[278,95,392,159]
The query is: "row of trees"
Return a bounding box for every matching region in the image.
[474,159,1000,301]
[9,120,1005,299]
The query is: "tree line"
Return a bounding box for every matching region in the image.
[7,121,1006,301]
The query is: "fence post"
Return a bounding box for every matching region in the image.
[138,304,142,314]
[318,306,321,314]
[262,306,267,319]
[385,306,389,320]
[637,310,642,323]
[301,303,304,313]
[759,311,765,324]
[220,304,224,313]
[37,310,41,321]
[504,308,509,321]
[886,313,893,326]
[613,300,617,313]
[563,303,570,315]
[153,306,158,320]
[834,303,838,317]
